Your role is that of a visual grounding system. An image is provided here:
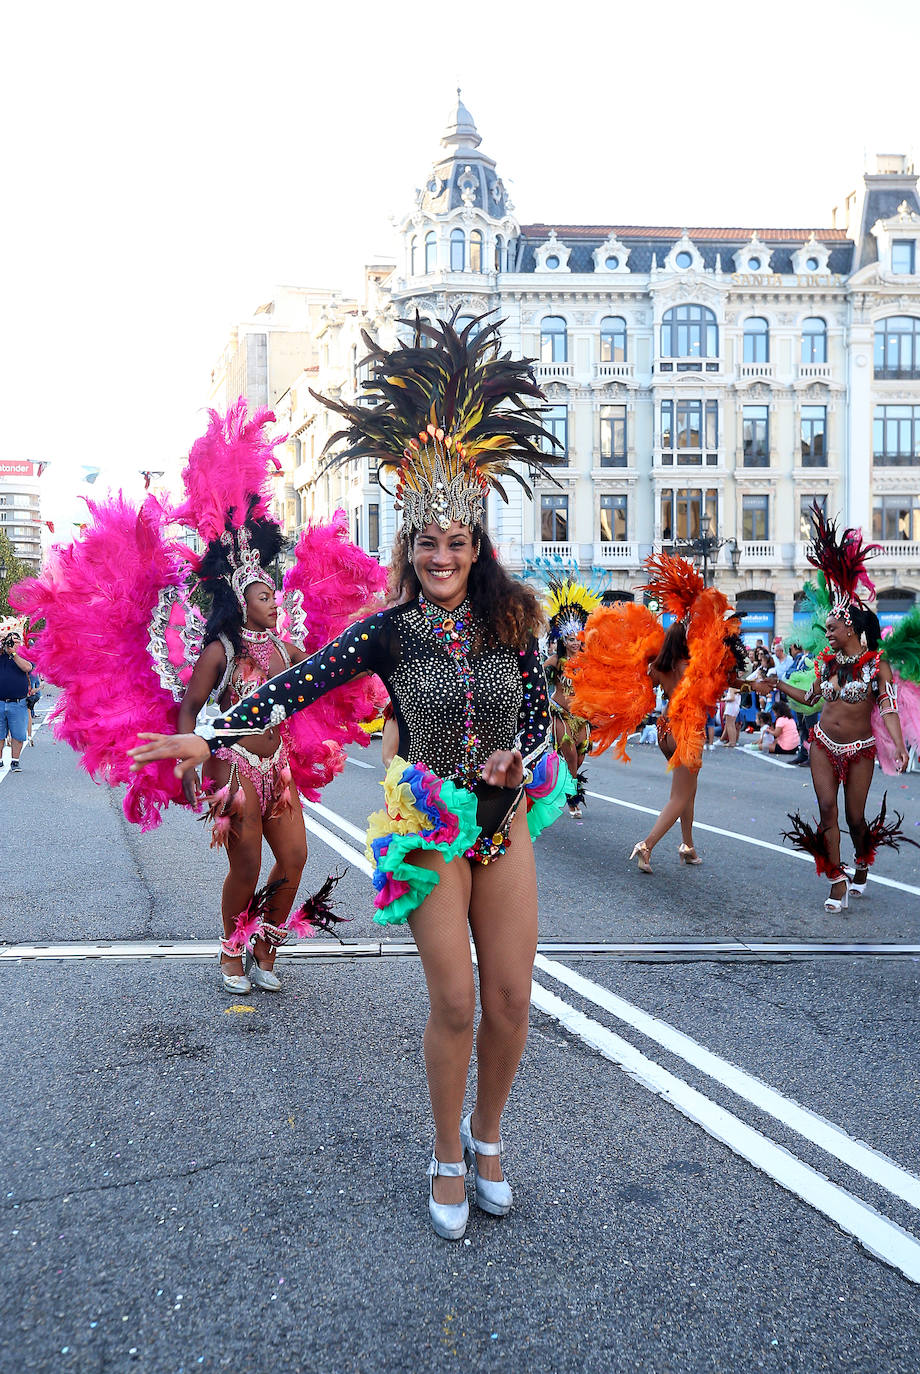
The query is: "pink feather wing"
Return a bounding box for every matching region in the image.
[280,511,388,800]
[11,494,188,830]
[172,397,283,543]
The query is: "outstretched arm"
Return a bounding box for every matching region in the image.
[130,610,390,778]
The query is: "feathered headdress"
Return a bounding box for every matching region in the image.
[640,552,706,621]
[545,577,602,641]
[173,398,285,607]
[806,501,880,626]
[313,312,563,532]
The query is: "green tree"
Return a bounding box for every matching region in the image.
[0,528,35,618]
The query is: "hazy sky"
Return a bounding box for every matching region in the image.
[2,0,918,534]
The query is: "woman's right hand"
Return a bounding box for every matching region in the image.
[129,732,210,779]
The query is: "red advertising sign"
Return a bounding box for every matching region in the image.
[0,460,35,478]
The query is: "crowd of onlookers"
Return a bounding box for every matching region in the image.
[637,637,817,764]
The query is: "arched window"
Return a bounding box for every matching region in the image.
[660,305,718,359]
[494,235,504,272]
[424,231,437,274]
[801,317,827,364]
[469,229,483,273]
[599,316,627,363]
[541,316,568,363]
[409,236,417,276]
[450,228,465,272]
[743,317,769,364]
[874,316,920,379]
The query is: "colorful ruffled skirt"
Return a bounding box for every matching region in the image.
[365,753,574,925]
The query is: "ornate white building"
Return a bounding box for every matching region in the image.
[286,99,920,642]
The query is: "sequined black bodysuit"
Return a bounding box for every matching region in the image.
[207,599,552,834]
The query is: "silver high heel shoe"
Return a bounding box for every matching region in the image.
[244,951,282,992]
[427,1155,469,1240]
[460,1112,512,1217]
[824,877,850,913]
[218,947,251,996]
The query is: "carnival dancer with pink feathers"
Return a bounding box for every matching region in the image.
[130,314,574,1242]
[14,400,387,992]
[751,503,915,913]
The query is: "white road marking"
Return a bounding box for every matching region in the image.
[586,790,920,898]
[302,812,374,876]
[0,716,46,786]
[345,754,376,770]
[304,799,368,845]
[528,976,920,1285]
[534,953,920,1212]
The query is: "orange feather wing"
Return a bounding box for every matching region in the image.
[667,588,741,772]
[567,603,664,762]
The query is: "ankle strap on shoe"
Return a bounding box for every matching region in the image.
[467,1134,503,1156]
[428,1157,467,1177]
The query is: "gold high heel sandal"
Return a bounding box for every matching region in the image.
[629,841,653,874]
[678,844,702,865]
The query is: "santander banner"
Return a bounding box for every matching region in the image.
[0,460,36,478]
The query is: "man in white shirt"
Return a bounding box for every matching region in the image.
[771,639,796,683]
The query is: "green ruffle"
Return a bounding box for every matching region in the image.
[369,778,481,926]
[526,759,577,841]
[787,670,821,715]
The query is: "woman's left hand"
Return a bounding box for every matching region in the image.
[481,749,525,788]
[895,747,910,774]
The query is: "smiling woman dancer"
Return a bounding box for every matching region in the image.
[131,315,573,1241]
[753,504,913,912]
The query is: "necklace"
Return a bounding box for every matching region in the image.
[419,595,480,781]
[241,627,276,674]
[834,649,860,665]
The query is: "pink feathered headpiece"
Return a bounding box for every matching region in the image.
[172,398,284,544]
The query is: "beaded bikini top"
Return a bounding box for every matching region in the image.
[815,648,881,704]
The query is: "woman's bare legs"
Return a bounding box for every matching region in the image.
[643,763,698,854]
[842,753,875,886]
[255,801,308,970]
[408,853,475,1205]
[216,771,264,976]
[809,744,845,901]
[468,808,538,1181]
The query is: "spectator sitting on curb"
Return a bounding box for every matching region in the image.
[759,702,800,758]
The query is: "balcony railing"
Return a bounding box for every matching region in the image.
[738,362,775,379]
[740,541,778,566]
[593,540,639,565]
[798,364,832,381]
[536,362,575,381]
[536,541,576,561]
[593,362,634,380]
[872,540,920,565]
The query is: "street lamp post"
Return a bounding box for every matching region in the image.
[676,517,729,586]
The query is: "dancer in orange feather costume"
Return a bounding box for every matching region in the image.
[567,553,746,872]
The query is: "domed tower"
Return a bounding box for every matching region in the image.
[396,92,520,304]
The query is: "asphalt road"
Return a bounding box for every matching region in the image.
[2,704,919,1373]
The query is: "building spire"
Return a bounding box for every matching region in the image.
[441,88,481,151]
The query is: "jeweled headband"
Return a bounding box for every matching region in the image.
[220,528,273,609]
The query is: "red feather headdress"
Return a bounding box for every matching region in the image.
[806,501,880,625]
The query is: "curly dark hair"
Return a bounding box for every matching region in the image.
[198,515,284,657]
[389,526,544,650]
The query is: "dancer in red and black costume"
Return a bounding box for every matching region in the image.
[752,503,914,912]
